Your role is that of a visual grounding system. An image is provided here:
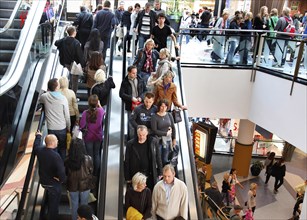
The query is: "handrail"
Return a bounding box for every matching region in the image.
[175,45,203,219]
[0,0,47,95]
[0,0,23,34]
[16,110,45,220]
[200,192,230,220]
[0,188,20,216]
[97,29,116,219]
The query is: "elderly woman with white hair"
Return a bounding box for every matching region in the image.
[125,172,152,220]
[59,76,80,133]
[91,69,115,107]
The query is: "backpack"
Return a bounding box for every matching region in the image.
[283,17,296,38]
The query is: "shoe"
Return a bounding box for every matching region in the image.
[118,45,121,52]
[127,49,131,53]
[274,189,278,194]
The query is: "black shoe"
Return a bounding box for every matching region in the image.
[118,45,121,52]
[127,49,131,53]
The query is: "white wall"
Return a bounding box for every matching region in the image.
[182,67,307,153]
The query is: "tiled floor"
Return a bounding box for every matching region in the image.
[211,148,306,219]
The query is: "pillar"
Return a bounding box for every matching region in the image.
[232,119,255,177]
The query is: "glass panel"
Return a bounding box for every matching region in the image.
[258,35,307,80]
[179,28,256,67]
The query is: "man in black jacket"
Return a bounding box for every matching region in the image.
[119,65,146,139]
[124,125,162,190]
[55,26,85,94]
[34,131,66,220]
[73,6,93,50]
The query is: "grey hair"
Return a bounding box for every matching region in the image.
[132,172,147,190]
[137,125,148,133]
[163,164,175,174]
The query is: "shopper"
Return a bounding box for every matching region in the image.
[272,158,286,194]
[264,151,276,184]
[246,183,257,215]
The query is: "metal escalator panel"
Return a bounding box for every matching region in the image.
[0,0,47,95]
[0,0,55,187]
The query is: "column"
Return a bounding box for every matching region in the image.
[232,119,255,177]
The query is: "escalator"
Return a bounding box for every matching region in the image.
[0,0,52,188]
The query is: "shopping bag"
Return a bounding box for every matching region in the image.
[71,61,83,76]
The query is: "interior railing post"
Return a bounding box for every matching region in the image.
[290,39,306,95]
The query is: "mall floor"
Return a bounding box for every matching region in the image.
[211,148,306,220]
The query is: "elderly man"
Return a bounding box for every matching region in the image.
[39,78,71,160]
[152,164,188,220]
[34,131,66,220]
[124,125,162,191]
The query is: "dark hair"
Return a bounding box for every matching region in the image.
[268,152,276,160]
[134,3,140,8]
[157,99,169,109]
[128,6,133,12]
[144,92,155,99]
[47,78,58,91]
[87,94,99,123]
[80,6,86,12]
[127,65,137,73]
[89,51,103,70]
[96,4,103,11]
[158,13,166,18]
[230,168,236,175]
[88,28,101,52]
[103,0,111,8]
[65,138,86,171]
[77,205,94,220]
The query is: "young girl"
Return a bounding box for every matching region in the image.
[229,168,244,204]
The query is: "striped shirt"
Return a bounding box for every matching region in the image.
[140,12,151,35]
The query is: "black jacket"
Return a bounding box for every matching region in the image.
[55,36,85,68]
[91,77,115,106]
[121,10,132,30]
[133,9,157,34]
[124,136,162,182]
[73,11,93,31]
[119,75,146,111]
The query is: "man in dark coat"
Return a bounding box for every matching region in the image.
[55,26,85,94]
[34,131,66,220]
[119,65,146,139]
[73,6,93,50]
[124,125,162,190]
[93,0,116,60]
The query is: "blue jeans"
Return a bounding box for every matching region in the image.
[85,141,102,176]
[48,128,67,161]
[179,29,190,44]
[226,40,237,64]
[138,33,150,49]
[139,71,150,84]
[42,184,62,220]
[69,190,90,220]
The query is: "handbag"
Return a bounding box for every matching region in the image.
[116,26,124,38]
[172,108,182,123]
[126,206,143,220]
[71,61,84,76]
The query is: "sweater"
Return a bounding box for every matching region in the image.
[39,92,71,130]
[151,113,176,140]
[79,107,105,142]
[152,178,188,220]
[129,104,158,130]
[34,135,66,186]
[247,190,256,208]
[125,187,152,219]
[60,88,79,118]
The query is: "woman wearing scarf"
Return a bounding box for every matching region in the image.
[154,71,187,112]
[133,38,159,84]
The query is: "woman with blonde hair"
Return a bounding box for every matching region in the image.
[125,172,152,220]
[221,172,231,206]
[147,48,173,92]
[59,76,79,133]
[91,69,115,107]
[246,183,257,214]
[133,38,159,83]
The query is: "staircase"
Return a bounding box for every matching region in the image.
[0,0,28,77]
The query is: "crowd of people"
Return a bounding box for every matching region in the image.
[179,6,307,65]
[33,1,306,220]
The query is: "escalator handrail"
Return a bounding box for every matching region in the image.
[97,29,116,219]
[175,47,204,219]
[0,0,23,34]
[0,0,47,96]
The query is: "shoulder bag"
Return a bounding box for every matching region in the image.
[71,61,84,76]
[172,107,182,123]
